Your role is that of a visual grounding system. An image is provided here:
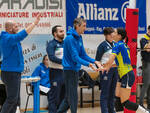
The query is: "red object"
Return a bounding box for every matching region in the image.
[136,76,143,84]
[124,8,139,113]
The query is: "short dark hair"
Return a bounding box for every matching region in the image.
[103,27,114,35]
[42,55,48,64]
[148,25,150,30]
[52,25,62,36]
[73,18,86,29]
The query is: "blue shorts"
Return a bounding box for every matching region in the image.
[119,71,135,88]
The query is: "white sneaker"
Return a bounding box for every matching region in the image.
[136,105,149,113]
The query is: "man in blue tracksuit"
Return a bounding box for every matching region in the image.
[0,15,40,113]
[57,18,102,113]
[46,25,65,113]
[95,27,118,113]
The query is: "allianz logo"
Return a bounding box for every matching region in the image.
[121,1,129,23]
[77,1,129,23]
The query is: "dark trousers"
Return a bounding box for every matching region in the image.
[0,84,6,111]
[0,71,21,113]
[48,68,65,113]
[0,84,6,105]
[139,62,150,108]
[57,70,79,113]
[100,67,118,113]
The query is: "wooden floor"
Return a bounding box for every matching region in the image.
[69,107,101,113]
[68,107,123,113]
[25,107,124,113]
[24,102,148,113]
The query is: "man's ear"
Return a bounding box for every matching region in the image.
[54,32,57,37]
[76,25,79,29]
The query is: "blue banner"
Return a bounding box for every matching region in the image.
[136,0,147,33]
[66,0,146,34]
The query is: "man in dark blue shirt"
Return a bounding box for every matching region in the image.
[0,15,40,113]
[95,27,118,113]
[46,25,65,113]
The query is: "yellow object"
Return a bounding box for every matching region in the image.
[112,52,132,78]
[144,34,150,40]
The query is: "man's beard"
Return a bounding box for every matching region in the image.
[57,35,64,40]
[12,30,18,34]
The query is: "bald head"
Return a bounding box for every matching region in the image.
[5,20,18,34]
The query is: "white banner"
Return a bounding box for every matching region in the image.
[21,34,53,76]
[0,0,66,34]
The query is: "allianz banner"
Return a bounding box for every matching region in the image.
[66,0,146,34]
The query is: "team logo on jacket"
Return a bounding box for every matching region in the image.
[57,44,60,47]
[79,42,82,46]
[41,70,46,74]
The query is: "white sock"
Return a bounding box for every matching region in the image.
[16,106,20,113]
[136,105,149,113]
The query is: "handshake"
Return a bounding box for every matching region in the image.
[89,61,109,73]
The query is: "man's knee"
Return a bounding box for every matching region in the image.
[6,97,18,105]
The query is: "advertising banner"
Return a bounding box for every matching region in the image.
[0,0,66,75]
[66,0,146,34]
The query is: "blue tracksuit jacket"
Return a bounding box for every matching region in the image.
[32,63,50,88]
[62,29,95,71]
[0,30,28,72]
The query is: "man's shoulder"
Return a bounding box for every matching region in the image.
[47,39,57,46]
[101,40,107,45]
[97,41,106,48]
[0,31,9,39]
[64,35,74,42]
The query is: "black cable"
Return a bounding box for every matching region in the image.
[136,48,150,52]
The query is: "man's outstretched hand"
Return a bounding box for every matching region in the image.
[34,14,41,25]
[25,13,41,34]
